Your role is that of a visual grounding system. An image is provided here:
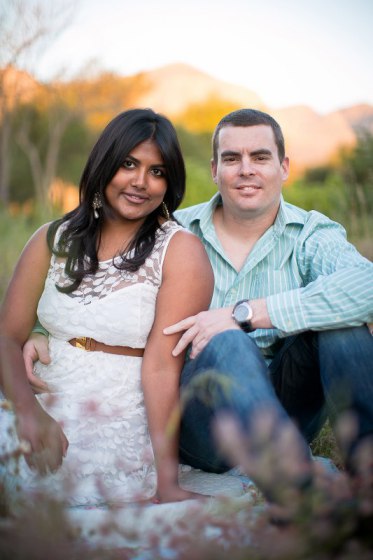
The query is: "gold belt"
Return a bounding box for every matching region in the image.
[69,337,144,357]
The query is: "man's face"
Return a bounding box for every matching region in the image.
[211,125,289,220]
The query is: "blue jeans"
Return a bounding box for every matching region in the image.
[179,327,373,472]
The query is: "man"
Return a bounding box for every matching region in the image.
[164,109,373,488]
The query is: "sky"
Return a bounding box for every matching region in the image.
[33,0,373,115]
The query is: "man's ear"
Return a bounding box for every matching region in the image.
[211,158,218,184]
[281,156,290,182]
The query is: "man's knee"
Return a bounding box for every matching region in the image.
[181,329,272,408]
[318,326,373,364]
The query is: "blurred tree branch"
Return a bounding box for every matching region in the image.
[0,0,76,205]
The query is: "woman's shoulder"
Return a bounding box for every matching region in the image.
[161,221,210,267]
[156,220,203,250]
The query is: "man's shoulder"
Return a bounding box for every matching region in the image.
[282,200,341,229]
[174,201,210,228]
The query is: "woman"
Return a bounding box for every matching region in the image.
[0,108,214,508]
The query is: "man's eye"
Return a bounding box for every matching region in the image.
[223,157,237,163]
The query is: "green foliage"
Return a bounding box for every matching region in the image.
[303,164,336,183]
[57,116,95,186]
[8,101,92,203]
[9,142,33,202]
[283,172,348,226]
[176,125,212,166]
[177,95,242,133]
[283,133,373,258]
[0,206,55,301]
[183,157,217,208]
[310,421,343,470]
[339,132,373,238]
[176,125,217,208]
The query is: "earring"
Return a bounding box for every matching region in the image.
[162,201,170,220]
[92,192,103,219]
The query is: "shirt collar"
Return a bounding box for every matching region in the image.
[273,196,305,235]
[187,192,222,231]
[189,193,304,230]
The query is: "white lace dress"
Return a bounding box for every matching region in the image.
[1,221,186,505]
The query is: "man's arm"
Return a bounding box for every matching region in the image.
[267,225,373,335]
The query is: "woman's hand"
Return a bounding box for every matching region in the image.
[154,484,208,504]
[16,404,69,475]
[23,333,51,393]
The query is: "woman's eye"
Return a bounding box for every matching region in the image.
[151,168,165,177]
[123,160,135,169]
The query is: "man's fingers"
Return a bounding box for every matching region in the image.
[163,316,196,335]
[23,352,36,379]
[190,337,209,359]
[38,347,51,366]
[28,371,49,394]
[171,327,199,356]
[61,432,69,457]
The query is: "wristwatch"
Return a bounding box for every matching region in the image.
[232,300,255,333]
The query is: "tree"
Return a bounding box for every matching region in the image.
[10,84,95,209]
[14,78,83,209]
[340,132,373,238]
[176,96,243,133]
[0,0,75,205]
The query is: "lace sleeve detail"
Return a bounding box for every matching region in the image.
[156,221,184,284]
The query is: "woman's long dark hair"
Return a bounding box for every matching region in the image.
[48,108,186,293]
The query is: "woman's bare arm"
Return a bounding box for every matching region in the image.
[0,224,68,473]
[141,230,214,503]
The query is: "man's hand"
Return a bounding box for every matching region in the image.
[16,404,69,475]
[164,299,273,359]
[23,333,51,393]
[163,307,239,358]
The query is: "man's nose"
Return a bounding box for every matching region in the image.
[239,158,255,176]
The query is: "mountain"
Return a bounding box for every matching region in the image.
[133,63,371,174]
[271,105,356,173]
[334,104,373,135]
[135,63,264,116]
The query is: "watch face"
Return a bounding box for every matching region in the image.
[234,302,252,322]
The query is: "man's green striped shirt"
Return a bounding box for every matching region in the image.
[175,194,373,361]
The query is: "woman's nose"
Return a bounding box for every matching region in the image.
[131,167,147,187]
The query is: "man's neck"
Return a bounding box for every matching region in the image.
[213,203,279,271]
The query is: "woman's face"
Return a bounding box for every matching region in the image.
[105,139,168,223]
